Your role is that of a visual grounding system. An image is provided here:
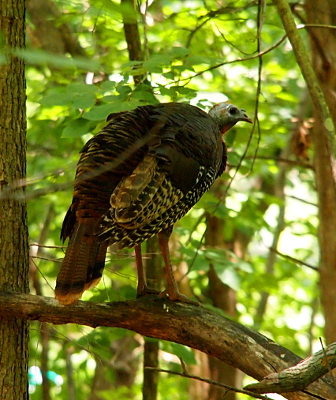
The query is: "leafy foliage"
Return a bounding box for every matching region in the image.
[24,0,323,398]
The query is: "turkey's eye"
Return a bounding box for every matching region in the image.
[229,107,239,116]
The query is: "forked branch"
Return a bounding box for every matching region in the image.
[245,343,336,394]
[0,291,335,399]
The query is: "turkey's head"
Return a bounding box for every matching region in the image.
[209,102,253,133]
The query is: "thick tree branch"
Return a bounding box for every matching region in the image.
[245,343,336,394]
[0,291,335,399]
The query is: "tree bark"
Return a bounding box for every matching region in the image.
[204,180,239,400]
[143,237,162,400]
[245,342,336,394]
[0,291,335,400]
[26,0,86,56]
[273,0,335,142]
[121,0,144,84]
[0,0,29,399]
[305,0,336,345]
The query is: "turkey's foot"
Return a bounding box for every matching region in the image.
[136,285,161,298]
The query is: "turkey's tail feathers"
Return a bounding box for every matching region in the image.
[55,223,108,305]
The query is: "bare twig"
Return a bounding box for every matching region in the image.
[269,247,318,271]
[254,139,289,329]
[145,367,273,400]
[244,155,314,169]
[181,34,288,82]
[319,338,336,384]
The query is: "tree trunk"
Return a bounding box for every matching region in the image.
[0,0,29,399]
[205,215,238,400]
[142,236,162,400]
[305,0,336,344]
[189,180,239,400]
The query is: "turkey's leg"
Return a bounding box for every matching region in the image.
[135,244,160,297]
[135,244,146,295]
[158,229,198,305]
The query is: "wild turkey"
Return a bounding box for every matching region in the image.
[55,102,252,305]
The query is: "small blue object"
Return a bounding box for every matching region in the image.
[28,366,63,386]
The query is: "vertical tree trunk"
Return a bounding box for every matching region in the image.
[120,3,160,398]
[305,0,336,344]
[189,180,239,400]
[142,237,162,400]
[204,212,238,400]
[0,0,29,399]
[121,0,144,84]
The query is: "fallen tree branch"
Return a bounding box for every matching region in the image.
[245,343,336,394]
[0,291,335,400]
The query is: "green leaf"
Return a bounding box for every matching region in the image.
[14,48,100,71]
[121,61,146,76]
[100,80,117,92]
[161,341,197,365]
[39,91,70,106]
[88,0,122,15]
[120,1,137,23]
[227,151,242,165]
[62,118,93,138]
[159,86,176,96]
[168,47,190,58]
[116,84,132,95]
[214,264,241,291]
[66,83,97,109]
[39,83,98,109]
[186,54,219,66]
[225,129,237,147]
[143,55,174,72]
[76,328,131,360]
[0,52,7,65]
[83,104,116,121]
[84,101,141,121]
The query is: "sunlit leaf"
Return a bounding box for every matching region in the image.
[14,48,100,71]
[161,341,197,365]
[62,118,93,138]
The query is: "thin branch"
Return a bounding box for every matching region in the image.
[145,367,273,400]
[286,195,317,208]
[269,247,318,271]
[185,4,256,48]
[244,155,314,170]
[254,138,289,330]
[291,8,330,69]
[180,34,288,82]
[29,244,67,249]
[298,24,336,31]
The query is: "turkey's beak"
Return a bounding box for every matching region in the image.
[239,110,253,124]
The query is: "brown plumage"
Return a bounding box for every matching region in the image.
[55,102,252,305]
